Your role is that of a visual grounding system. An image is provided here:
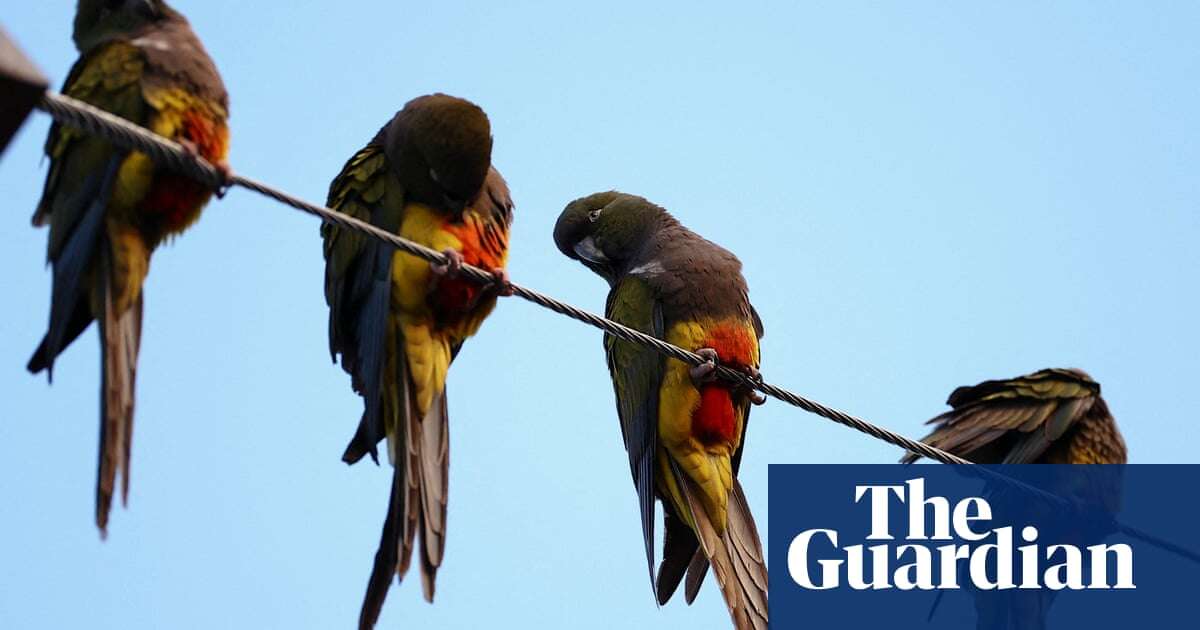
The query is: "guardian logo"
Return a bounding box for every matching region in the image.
[769,465,1195,629]
[786,478,1135,591]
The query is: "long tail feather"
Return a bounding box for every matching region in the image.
[673,465,768,630]
[416,390,449,602]
[359,464,405,630]
[726,484,768,620]
[358,321,452,627]
[684,551,709,604]
[95,244,142,537]
[395,345,420,583]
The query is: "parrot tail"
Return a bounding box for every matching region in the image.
[359,461,405,630]
[356,355,450,627]
[413,389,449,602]
[684,546,709,604]
[96,242,143,537]
[674,467,768,630]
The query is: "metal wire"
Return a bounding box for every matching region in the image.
[37,89,970,466]
[33,90,1200,566]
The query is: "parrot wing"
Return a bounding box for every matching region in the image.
[480,165,515,228]
[656,500,701,604]
[322,143,403,463]
[28,42,147,377]
[604,276,665,589]
[33,42,146,245]
[904,369,1101,464]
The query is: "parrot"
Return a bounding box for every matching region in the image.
[903,367,1127,467]
[321,94,513,629]
[26,0,229,537]
[554,191,768,630]
[904,368,1127,630]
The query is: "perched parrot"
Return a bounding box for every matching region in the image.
[554,192,768,630]
[904,368,1127,630]
[26,0,229,537]
[322,94,513,629]
[903,367,1127,466]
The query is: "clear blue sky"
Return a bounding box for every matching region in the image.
[2,2,1197,628]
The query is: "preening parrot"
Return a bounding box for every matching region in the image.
[904,368,1127,467]
[322,94,513,629]
[554,191,768,630]
[905,368,1128,630]
[26,0,229,537]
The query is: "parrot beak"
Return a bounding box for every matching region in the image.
[573,236,609,265]
[573,236,618,284]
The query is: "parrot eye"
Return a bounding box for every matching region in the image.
[588,209,602,223]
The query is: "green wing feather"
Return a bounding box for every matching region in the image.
[604,276,665,590]
[905,369,1100,464]
[322,142,405,462]
[36,42,146,254]
[28,41,148,377]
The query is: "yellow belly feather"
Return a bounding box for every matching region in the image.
[389,203,464,418]
[657,320,742,535]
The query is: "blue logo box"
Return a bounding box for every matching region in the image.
[767,465,1198,629]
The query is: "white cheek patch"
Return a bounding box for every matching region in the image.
[131,37,172,52]
[628,260,665,276]
[574,236,608,264]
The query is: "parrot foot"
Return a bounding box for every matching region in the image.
[487,267,514,297]
[689,348,720,385]
[689,349,767,404]
[738,366,768,406]
[179,139,233,198]
[430,249,464,277]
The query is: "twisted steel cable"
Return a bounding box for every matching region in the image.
[31,90,1200,563]
[32,89,976,466]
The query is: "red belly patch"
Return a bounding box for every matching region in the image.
[141,110,228,235]
[142,173,210,233]
[429,217,506,320]
[689,322,757,446]
[693,385,737,445]
[432,275,482,321]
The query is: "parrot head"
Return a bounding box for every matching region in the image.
[383,94,493,216]
[74,0,174,52]
[554,191,674,284]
